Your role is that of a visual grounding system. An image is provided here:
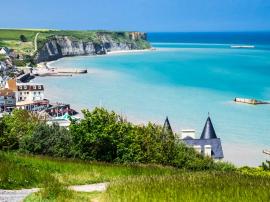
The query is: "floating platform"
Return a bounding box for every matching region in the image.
[230,45,255,49]
[234,98,270,105]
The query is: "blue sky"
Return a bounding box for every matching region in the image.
[1,0,270,31]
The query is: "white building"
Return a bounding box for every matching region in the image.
[0,47,10,55]
[16,83,45,101]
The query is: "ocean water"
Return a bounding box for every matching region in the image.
[35,32,270,166]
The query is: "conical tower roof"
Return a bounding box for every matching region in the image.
[162,117,173,135]
[200,116,217,139]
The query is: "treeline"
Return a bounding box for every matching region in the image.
[0,108,232,170]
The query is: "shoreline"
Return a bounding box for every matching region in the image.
[38,48,155,69]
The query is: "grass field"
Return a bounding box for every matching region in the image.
[0,152,179,189]
[1,152,270,202]
[103,173,270,202]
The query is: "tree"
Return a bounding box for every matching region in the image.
[20,35,27,42]
[0,109,41,150]
[21,123,73,157]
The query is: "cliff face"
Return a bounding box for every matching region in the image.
[35,32,149,63]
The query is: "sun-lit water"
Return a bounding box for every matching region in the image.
[35,34,270,166]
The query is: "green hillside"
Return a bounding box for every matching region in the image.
[0,29,150,57]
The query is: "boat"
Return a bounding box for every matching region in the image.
[234,98,270,105]
[230,45,255,49]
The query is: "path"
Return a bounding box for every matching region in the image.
[0,188,39,202]
[0,183,108,202]
[34,32,40,52]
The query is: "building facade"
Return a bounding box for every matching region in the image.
[16,83,44,102]
[163,116,224,160]
[182,116,224,160]
[0,89,16,111]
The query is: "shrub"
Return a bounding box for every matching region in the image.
[238,166,270,177]
[70,107,216,170]
[20,34,28,42]
[262,160,270,171]
[21,123,73,158]
[0,110,41,150]
[13,59,27,67]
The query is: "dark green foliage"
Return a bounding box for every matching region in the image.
[0,108,232,172]
[70,107,214,170]
[21,123,73,158]
[13,59,27,67]
[0,109,41,150]
[262,160,270,171]
[20,34,27,42]
[23,54,35,65]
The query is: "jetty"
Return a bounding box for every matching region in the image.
[33,67,87,77]
[234,98,270,105]
[57,68,87,74]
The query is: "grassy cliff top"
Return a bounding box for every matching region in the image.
[0,29,148,55]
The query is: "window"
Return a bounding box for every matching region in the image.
[24,86,27,90]
[34,92,36,95]
[193,145,202,154]
[38,85,42,90]
[38,92,41,94]
[19,86,22,90]
[33,86,36,90]
[20,92,22,95]
[27,92,29,94]
[24,92,27,95]
[204,145,212,157]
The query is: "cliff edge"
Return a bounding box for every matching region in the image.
[35,31,150,63]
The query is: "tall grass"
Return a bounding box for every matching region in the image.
[0,152,40,189]
[0,152,180,189]
[103,172,270,202]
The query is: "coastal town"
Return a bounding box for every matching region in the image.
[0,46,80,126]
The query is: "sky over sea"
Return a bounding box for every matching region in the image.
[0,0,270,31]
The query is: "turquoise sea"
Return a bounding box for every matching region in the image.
[35,32,270,166]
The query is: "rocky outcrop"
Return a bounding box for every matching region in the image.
[35,32,150,63]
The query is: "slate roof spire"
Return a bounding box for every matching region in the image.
[162,116,173,136]
[200,115,217,139]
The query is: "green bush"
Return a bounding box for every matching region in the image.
[21,123,73,157]
[262,160,270,171]
[20,34,28,42]
[13,59,27,67]
[70,107,215,170]
[0,109,41,150]
[238,166,270,177]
